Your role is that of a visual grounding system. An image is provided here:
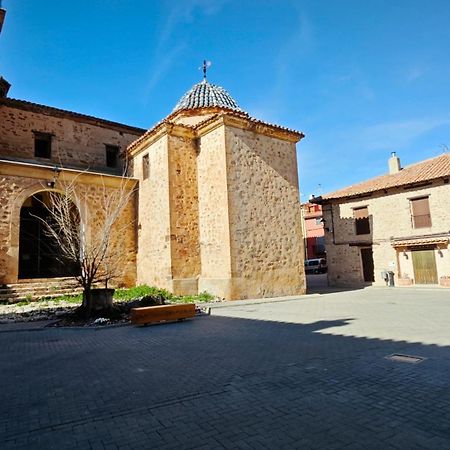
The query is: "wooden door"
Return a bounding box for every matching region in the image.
[412,250,438,284]
[360,247,375,282]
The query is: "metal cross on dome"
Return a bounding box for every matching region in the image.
[201,60,212,80]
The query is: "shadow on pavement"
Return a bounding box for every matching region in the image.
[0,313,449,448]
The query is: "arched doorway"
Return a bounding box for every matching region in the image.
[18,191,80,279]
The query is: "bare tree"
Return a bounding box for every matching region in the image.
[37,172,136,317]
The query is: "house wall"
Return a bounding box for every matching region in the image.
[323,180,450,287]
[303,203,325,259]
[0,164,136,286]
[0,103,142,172]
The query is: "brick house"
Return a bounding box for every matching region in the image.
[313,153,450,288]
[301,202,325,259]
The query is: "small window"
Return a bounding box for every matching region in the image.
[105,145,119,168]
[315,217,322,225]
[34,132,52,159]
[354,206,370,235]
[142,154,149,180]
[410,197,431,228]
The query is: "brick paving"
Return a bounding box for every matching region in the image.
[1,287,450,449]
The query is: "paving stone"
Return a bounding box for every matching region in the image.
[1,288,450,448]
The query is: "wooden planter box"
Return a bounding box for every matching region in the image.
[131,303,196,326]
[439,277,450,287]
[397,278,414,286]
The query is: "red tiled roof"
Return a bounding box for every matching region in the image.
[392,237,449,247]
[319,153,450,200]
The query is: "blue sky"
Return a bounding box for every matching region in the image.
[1,0,449,199]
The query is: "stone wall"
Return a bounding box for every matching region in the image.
[197,125,233,297]
[323,181,450,286]
[0,164,136,287]
[130,112,305,300]
[167,134,200,294]
[0,103,142,172]
[135,136,173,290]
[223,126,305,299]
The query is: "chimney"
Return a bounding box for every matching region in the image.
[388,152,401,174]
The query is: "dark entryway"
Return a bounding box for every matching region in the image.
[360,247,375,282]
[18,192,79,279]
[412,249,438,284]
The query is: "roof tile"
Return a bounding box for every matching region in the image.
[321,153,450,200]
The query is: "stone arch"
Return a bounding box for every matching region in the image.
[7,182,87,281]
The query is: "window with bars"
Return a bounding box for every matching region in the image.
[142,154,149,180]
[410,197,431,228]
[354,206,370,235]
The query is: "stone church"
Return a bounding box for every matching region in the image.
[0,6,306,300]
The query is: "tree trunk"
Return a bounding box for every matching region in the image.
[82,286,92,319]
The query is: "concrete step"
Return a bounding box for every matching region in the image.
[0,291,83,304]
[0,277,84,303]
[0,288,82,299]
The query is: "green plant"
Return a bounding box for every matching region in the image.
[171,291,214,304]
[113,285,174,302]
[15,300,31,306]
[37,293,83,304]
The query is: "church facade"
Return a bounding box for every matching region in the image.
[0,6,306,300]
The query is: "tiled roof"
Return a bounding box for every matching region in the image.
[0,97,146,134]
[127,108,304,153]
[173,79,242,112]
[320,153,450,200]
[392,236,449,247]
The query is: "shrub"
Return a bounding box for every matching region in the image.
[113,285,174,302]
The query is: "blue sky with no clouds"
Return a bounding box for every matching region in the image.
[1,0,449,198]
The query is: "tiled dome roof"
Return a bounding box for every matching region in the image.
[173,79,241,112]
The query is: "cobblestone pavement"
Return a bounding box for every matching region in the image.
[1,287,450,449]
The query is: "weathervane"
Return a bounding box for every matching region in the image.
[200,60,212,80]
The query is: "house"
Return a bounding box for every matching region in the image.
[312,152,450,288]
[301,202,325,259]
[0,6,306,300]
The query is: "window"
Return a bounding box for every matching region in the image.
[34,132,52,159]
[142,154,149,180]
[105,145,119,168]
[354,206,370,235]
[410,197,431,228]
[315,217,322,225]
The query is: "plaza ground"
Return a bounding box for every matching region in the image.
[1,286,450,449]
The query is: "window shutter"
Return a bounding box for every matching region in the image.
[411,197,431,228]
